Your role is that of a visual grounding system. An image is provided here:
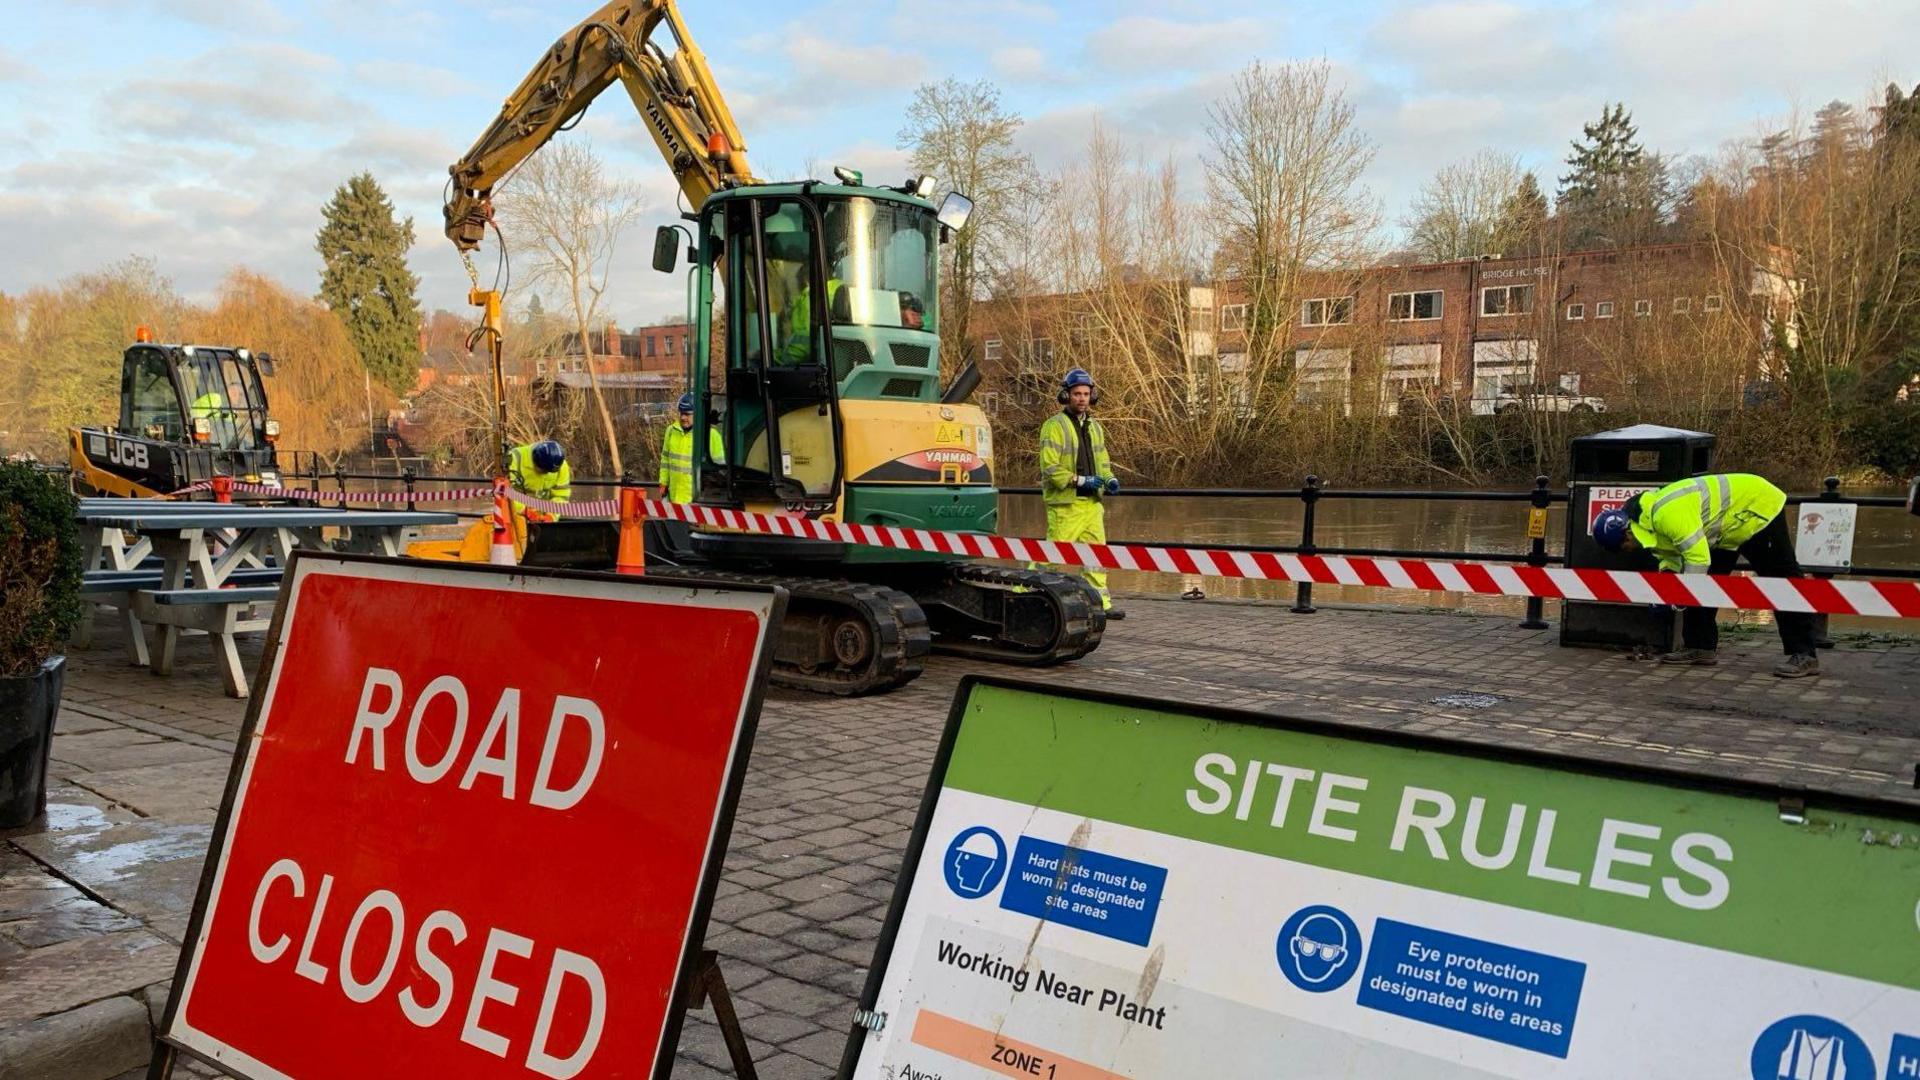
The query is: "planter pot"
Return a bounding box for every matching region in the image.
[0,655,66,833]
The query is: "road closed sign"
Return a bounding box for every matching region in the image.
[157,554,781,1080]
[841,677,1920,1079]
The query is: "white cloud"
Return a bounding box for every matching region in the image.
[0,46,41,83]
[352,60,478,98]
[991,45,1060,86]
[1085,16,1273,75]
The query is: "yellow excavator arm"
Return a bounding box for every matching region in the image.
[444,0,757,251]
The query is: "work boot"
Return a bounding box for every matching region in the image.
[1658,648,1717,666]
[1104,608,1126,621]
[1773,653,1821,679]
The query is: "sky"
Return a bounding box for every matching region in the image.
[3,0,1918,329]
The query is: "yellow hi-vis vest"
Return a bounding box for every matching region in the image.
[660,422,725,504]
[1628,472,1787,573]
[190,391,224,419]
[1037,410,1113,507]
[506,444,572,516]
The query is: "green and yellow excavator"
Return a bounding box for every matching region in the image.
[445,0,1103,694]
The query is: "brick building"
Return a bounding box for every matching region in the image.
[532,322,691,379]
[971,241,1774,419]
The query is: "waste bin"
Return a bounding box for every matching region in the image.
[1561,423,1716,650]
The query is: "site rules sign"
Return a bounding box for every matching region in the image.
[154,553,782,1080]
[840,677,1920,1079]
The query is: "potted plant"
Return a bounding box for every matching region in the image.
[1,460,84,832]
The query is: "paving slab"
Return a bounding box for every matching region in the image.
[0,930,176,1028]
[11,820,214,944]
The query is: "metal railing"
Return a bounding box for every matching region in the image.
[226,459,1920,622]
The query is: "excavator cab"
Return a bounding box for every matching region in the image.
[69,338,283,498]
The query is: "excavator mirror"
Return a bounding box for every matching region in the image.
[255,352,276,377]
[936,191,974,232]
[651,225,679,273]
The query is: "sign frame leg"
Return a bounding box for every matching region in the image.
[690,948,760,1080]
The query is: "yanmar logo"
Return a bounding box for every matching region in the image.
[930,504,974,518]
[643,100,687,161]
[923,450,973,465]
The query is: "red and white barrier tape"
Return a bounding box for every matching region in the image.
[631,497,1920,619]
[139,483,1920,618]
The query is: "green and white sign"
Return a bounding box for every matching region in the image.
[841,677,1920,1079]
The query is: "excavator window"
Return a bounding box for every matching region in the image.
[126,351,182,440]
[820,197,938,334]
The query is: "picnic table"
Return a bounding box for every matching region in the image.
[75,500,458,697]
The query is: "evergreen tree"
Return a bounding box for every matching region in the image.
[1810,100,1863,158]
[1557,103,1671,249]
[316,172,422,393]
[1491,171,1550,253]
[525,294,545,320]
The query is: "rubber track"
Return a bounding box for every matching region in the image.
[658,568,930,696]
[931,564,1105,666]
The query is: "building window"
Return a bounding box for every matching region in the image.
[1673,297,1691,315]
[1595,301,1615,319]
[1020,337,1055,375]
[983,338,1003,362]
[1191,309,1214,333]
[665,335,677,356]
[646,336,657,357]
[1703,294,1724,312]
[1387,290,1443,321]
[536,360,546,374]
[981,391,1000,416]
[1302,297,1353,327]
[1635,299,1653,317]
[1566,303,1585,321]
[1293,348,1352,410]
[1480,284,1535,317]
[1219,303,1247,331]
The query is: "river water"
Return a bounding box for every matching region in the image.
[1000,490,1920,635]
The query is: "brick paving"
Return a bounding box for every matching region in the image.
[3,595,1917,1078]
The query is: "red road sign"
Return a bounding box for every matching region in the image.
[157,555,780,1080]
[1584,484,1658,534]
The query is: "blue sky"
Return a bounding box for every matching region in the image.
[3,0,1917,327]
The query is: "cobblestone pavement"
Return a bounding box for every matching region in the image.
[3,596,1916,1078]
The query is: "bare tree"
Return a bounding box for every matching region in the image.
[1402,150,1522,261]
[495,139,644,474]
[899,78,1038,364]
[1203,60,1378,371]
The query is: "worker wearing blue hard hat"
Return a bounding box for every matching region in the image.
[1593,472,1817,678]
[507,439,572,520]
[1035,367,1123,619]
[660,392,724,504]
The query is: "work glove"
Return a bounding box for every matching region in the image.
[1103,477,1120,496]
[1075,476,1102,497]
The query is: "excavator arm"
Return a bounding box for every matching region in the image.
[444,0,756,251]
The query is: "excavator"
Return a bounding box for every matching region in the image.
[68,329,285,498]
[445,0,1103,694]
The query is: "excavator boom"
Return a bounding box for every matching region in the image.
[444,0,755,250]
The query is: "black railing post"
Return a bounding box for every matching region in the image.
[1520,474,1551,629]
[1810,475,1840,649]
[403,466,417,511]
[1292,474,1320,614]
[333,466,346,510]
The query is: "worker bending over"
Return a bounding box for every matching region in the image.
[1037,368,1123,619]
[1593,472,1818,678]
[660,393,724,504]
[507,439,571,520]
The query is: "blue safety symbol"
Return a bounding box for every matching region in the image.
[1750,1015,1875,1080]
[1276,904,1363,993]
[942,826,1008,899]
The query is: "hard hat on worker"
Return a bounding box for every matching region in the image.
[1061,368,1095,392]
[531,439,565,473]
[1593,507,1632,551]
[677,392,694,414]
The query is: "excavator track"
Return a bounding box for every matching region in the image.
[918,563,1105,666]
[658,569,930,696]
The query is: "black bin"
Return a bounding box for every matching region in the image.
[1561,424,1716,650]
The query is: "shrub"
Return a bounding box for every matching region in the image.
[0,462,83,677]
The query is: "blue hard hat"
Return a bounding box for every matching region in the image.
[1061,368,1095,392]
[677,392,694,413]
[531,440,565,472]
[1593,507,1631,550]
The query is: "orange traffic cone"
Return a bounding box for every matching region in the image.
[617,487,646,576]
[490,477,516,566]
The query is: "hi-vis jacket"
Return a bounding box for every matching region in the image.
[506,443,572,515]
[1627,472,1787,573]
[660,422,725,504]
[1038,411,1113,507]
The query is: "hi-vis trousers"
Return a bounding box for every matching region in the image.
[1041,497,1109,610]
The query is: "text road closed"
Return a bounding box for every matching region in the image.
[167,558,772,1079]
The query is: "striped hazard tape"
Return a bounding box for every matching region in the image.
[141,483,1920,618]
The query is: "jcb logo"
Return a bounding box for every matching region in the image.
[108,438,149,469]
